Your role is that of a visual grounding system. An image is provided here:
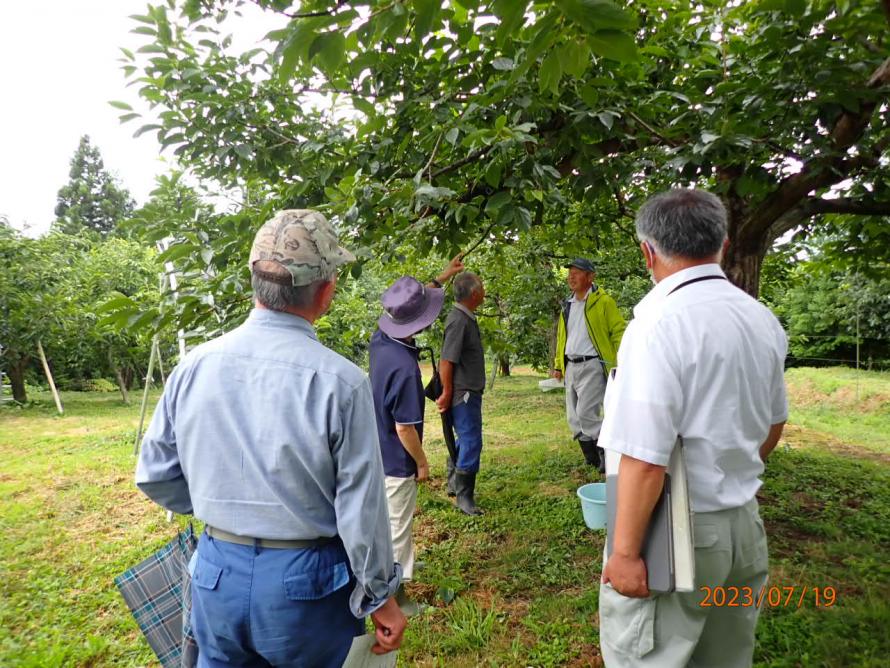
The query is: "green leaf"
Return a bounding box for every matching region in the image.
[310,32,346,75]
[234,144,253,160]
[352,96,376,117]
[445,127,460,145]
[493,0,527,46]
[539,51,562,96]
[597,111,614,130]
[555,0,635,34]
[560,41,590,78]
[485,191,512,214]
[96,295,138,313]
[130,26,157,36]
[492,57,515,71]
[157,243,198,263]
[414,0,441,40]
[279,21,317,84]
[109,100,133,111]
[117,112,140,124]
[579,84,599,108]
[133,124,162,138]
[785,0,806,16]
[485,161,503,188]
[587,30,638,63]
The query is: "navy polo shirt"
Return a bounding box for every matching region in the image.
[368,329,425,478]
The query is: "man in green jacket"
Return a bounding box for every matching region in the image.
[551,258,626,471]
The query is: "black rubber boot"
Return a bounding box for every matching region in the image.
[596,444,606,474]
[579,439,599,467]
[446,456,457,497]
[454,469,483,516]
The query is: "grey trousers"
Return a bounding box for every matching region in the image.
[599,498,769,667]
[565,358,606,441]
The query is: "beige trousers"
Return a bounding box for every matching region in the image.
[599,498,769,667]
[384,475,418,580]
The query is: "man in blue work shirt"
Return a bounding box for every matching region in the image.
[136,210,406,667]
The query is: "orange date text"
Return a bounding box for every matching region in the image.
[699,585,837,608]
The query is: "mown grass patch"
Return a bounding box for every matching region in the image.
[785,366,890,456]
[1,368,888,666]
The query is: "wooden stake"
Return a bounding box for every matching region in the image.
[37,340,63,415]
[154,340,166,384]
[134,336,159,455]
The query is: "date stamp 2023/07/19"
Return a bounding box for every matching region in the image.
[699,585,837,608]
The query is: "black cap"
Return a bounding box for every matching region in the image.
[565,258,595,273]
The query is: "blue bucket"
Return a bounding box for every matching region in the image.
[577,483,608,530]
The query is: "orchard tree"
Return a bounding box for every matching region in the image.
[115,0,890,306]
[53,135,135,237]
[0,230,82,402]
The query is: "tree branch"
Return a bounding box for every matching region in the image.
[250,0,350,19]
[830,57,890,150]
[626,111,681,148]
[799,197,890,217]
[768,197,890,241]
[461,219,498,259]
[431,147,490,178]
[743,57,890,244]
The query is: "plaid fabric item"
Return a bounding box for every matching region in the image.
[115,525,198,668]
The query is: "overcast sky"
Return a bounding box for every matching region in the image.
[0,1,277,236]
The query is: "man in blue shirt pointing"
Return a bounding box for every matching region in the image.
[136,210,406,667]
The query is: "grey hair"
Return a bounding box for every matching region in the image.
[453,271,482,302]
[251,260,332,311]
[635,189,728,260]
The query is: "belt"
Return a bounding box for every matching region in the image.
[566,355,598,363]
[206,525,334,549]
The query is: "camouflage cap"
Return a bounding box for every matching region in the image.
[248,209,356,287]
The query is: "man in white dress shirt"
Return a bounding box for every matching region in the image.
[597,189,788,667]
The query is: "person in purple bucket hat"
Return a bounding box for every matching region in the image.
[368,255,464,612]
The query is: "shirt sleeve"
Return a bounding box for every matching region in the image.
[599,319,682,467]
[135,367,194,515]
[605,296,627,354]
[333,378,401,617]
[770,323,789,424]
[387,368,424,425]
[440,313,466,364]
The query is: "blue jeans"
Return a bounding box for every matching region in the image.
[452,391,483,472]
[190,533,363,667]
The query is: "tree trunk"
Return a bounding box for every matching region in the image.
[8,356,28,403]
[722,244,765,298]
[548,314,559,370]
[123,367,136,390]
[114,367,130,404]
[722,196,768,298]
[498,355,511,377]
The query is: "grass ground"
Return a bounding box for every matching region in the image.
[0,367,888,666]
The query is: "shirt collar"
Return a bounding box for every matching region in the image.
[455,303,477,320]
[381,331,419,352]
[634,263,727,318]
[247,307,318,340]
[569,287,593,303]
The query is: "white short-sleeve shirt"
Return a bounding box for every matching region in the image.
[599,264,788,512]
